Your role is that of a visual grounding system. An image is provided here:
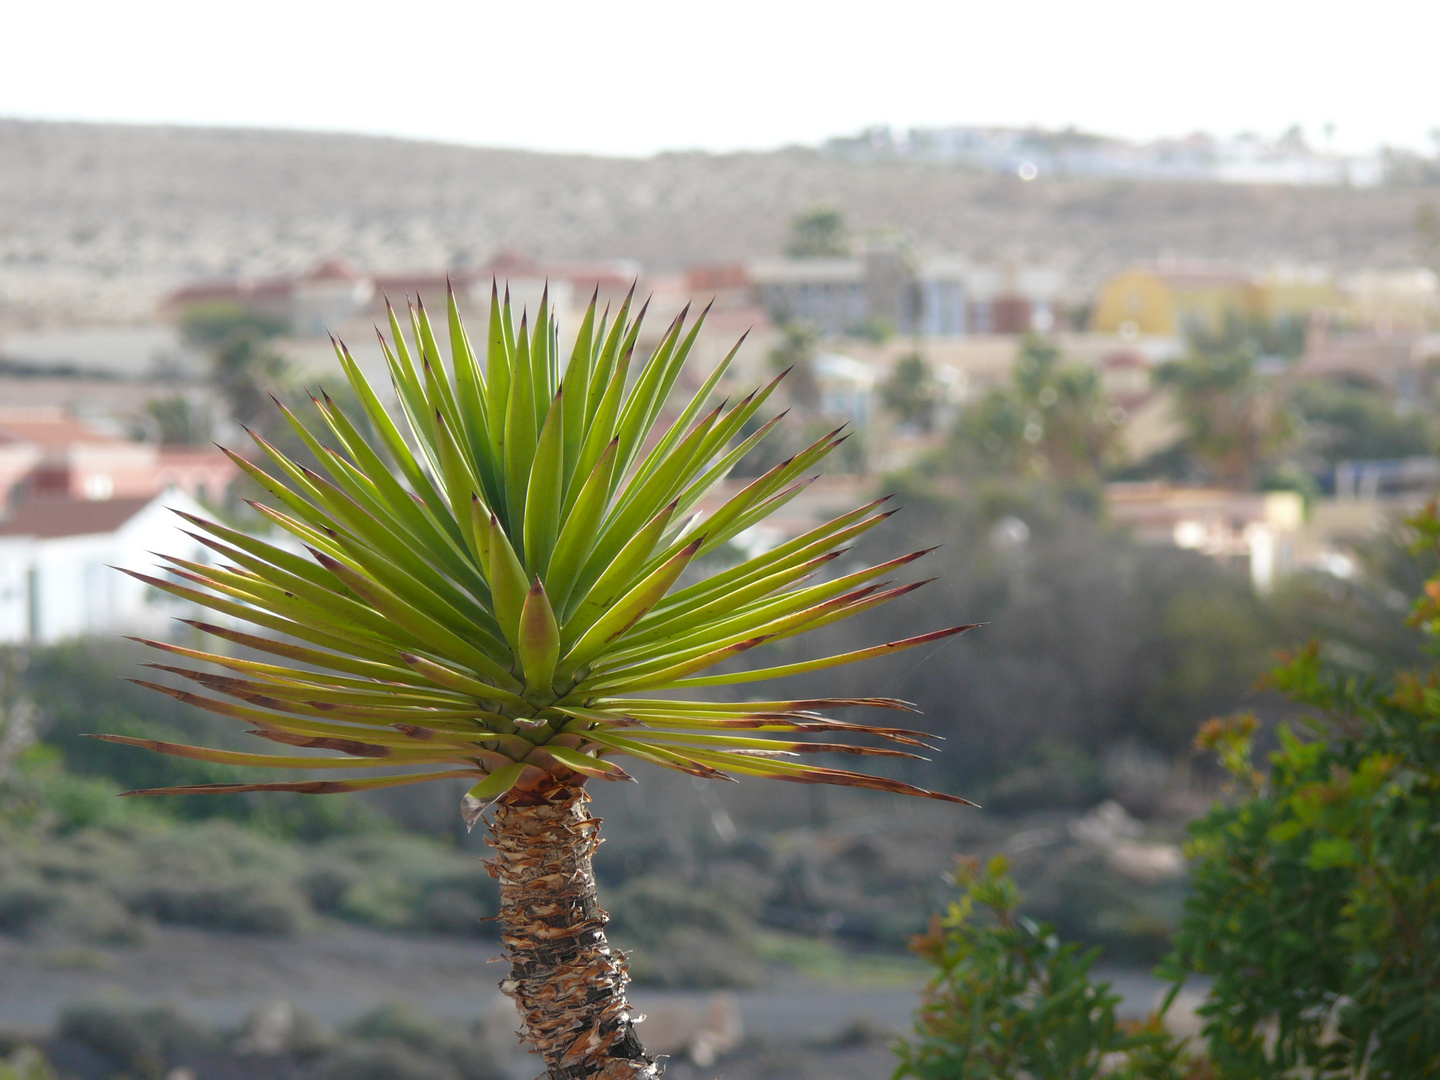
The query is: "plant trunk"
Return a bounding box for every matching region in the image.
[488,776,658,1080]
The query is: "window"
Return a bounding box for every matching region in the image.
[83,473,114,500]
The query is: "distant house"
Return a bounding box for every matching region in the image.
[1294,329,1440,398]
[813,353,874,429]
[160,253,641,338]
[0,488,208,643]
[1092,262,1257,337]
[747,257,867,336]
[0,408,237,506]
[1106,482,1304,590]
[1093,261,1344,339]
[746,252,1065,338]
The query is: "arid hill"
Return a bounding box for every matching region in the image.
[0,119,1431,325]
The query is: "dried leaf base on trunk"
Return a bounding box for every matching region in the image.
[489,779,658,1080]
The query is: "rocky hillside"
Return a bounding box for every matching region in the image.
[0,119,1431,325]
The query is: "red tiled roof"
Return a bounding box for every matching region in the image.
[164,278,293,306]
[303,258,364,282]
[0,495,154,539]
[0,409,121,448]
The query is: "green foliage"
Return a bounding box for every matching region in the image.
[114,285,966,809]
[58,1004,215,1080]
[950,335,1122,481]
[1186,310,1307,362]
[180,302,289,348]
[1164,506,1440,1078]
[800,481,1277,783]
[335,1003,504,1080]
[881,352,938,431]
[0,1048,53,1080]
[852,316,896,343]
[179,301,291,427]
[786,206,849,258]
[0,813,500,942]
[767,321,821,410]
[893,856,1190,1080]
[606,876,761,987]
[42,1000,503,1080]
[142,394,215,446]
[1153,352,1291,488]
[20,639,381,839]
[1289,377,1435,464]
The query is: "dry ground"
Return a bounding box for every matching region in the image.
[1,119,1431,325]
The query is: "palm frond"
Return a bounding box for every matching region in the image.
[114,286,973,808]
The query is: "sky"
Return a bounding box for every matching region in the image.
[2,0,1436,159]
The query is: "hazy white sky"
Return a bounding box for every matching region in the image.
[2,0,1436,158]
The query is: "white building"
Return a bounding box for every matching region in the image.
[748,257,867,336]
[750,253,1066,338]
[813,353,875,429]
[0,488,209,643]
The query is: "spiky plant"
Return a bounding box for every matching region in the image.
[102,284,972,1080]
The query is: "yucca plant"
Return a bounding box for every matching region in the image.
[100,284,972,1080]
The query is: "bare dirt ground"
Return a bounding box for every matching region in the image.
[0,921,1174,1080]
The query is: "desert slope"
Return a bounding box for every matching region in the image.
[0,119,1428,324]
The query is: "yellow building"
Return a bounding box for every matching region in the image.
[1093,263,1259,336]
[1254,266,1340,322]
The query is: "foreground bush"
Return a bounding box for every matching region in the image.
[1159,506,1440,1078]
[893,856,1192,1080]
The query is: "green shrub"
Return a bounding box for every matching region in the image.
[127,876,307,934]
[20,639,382,840]
[0,1048,54,1080]
[57,1004,213,1080]
[893,856,1191,1080]
[315,1041,460,1080]
[337,1004,504,1080]
[607,877,761,987]
[312,834,497,936]
[0,875,56,935]
[1160,504,1440,1078]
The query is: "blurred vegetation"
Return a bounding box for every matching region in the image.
[139,394,214,446]
[951,335,1123,481]
[770,478,1282,791]
[2,999,507,1080]
[0,809,500,941]
[1186,310,1307,362]
[785,206,850,258]
[179,302,291,428]
[880,351,939,431]
[12,639,382,839]
[1152,351,1292,489]
[1289,377,1436,464]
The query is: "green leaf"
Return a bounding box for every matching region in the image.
[524,388,565,574]
[563,499,680,634]
[561,537,703,676]
[484,281,511,507]
[651,625,976,690]
[460,762,529,827]
[545,438,618,609]
[518,578,560,695]
[538,743,628,780]
[561,289,598,489]
[504,312,538,536]
[486,511,531,650]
